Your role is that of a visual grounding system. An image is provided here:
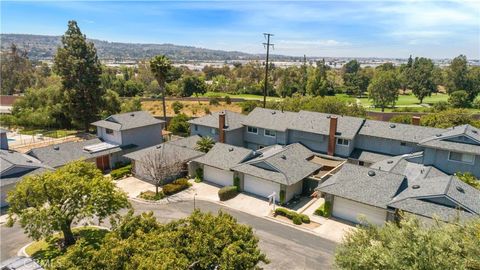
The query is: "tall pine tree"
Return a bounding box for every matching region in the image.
[54,20,104,132]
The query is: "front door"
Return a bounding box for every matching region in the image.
[96,155,110,171]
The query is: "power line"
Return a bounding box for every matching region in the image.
[262,33,274,108]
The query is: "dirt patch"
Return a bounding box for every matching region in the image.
[142,100,242,117]
[272,214,321,230]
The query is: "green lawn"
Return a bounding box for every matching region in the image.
[19,129,78,138]
[201,92,283,101]
[26,227,108,263]
[357,93,449,107]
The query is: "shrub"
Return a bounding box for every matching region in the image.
[162,178,191,196]
[472,97,480,109]
[279,190,286,205]
[389,115,412,125]
[448,90,471,108]
[138,190,165,201]
[110,164,132,180]
[432,101,450,112]
[167,113,190,136]
[195,167,203,182]
[224,95,232,104]
[292,215,302,225]
[209,97,220,105]
[113,161,131,169]
[314,201,332,217]
[233,176,240,191]
[300,214,310,224]
[218,186,238,201]
[172,101,184,114]
[204,107,211,114]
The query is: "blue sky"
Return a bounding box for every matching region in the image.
[1,1,479,58]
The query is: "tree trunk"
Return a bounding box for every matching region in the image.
[161,84,167,124]
[381,105,385,112]
[419,97,424,104]
[61,220,75,247]
[156,184,159,196]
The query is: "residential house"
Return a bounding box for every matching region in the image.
[28,111,164,171]
[188,110,245,146]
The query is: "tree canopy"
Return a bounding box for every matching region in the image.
[335,216,480,270]
[7,161,129,247]
[367,70,399,112]
[0,44,35,95]
[196,136,215,153]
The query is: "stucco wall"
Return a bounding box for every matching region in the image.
[190,124,219,141]
[244,127,286,149]
[423,148,480,177]
[121,124,163,149]
[97,127,122,145]
[355,134,424,155]
[285,180,303,202]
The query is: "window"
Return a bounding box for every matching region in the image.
[359,161,365,166]
[336,138,349,146]
[247,126,258,134]
[400,142,407,146]
[264,129,276,138]
[448,151,474,164]
[211,128,218,135]
[194,125,198,131]
[106,128,113,135]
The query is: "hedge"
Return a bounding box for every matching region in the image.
[314,201,332,217]
[218,186,238,201]
[195,168,203,183]
[111,164,132,180]
[274,207,310,225]
[162,178,191,196]
[138,190,165,201]
[233,177,240,191]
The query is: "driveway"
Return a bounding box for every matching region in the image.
[115,176,157,198]
[1,200,337,269]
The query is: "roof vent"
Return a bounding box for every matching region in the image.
[156,145,162,149]
[130,113,135,117]
[271,111,276,115]
[53,146,60,150]
[280,155,286,160]
[435,134,442,137]
[387,160,393,164]
[389,124,396,128]
[472,130,478,134]
[367,170,376,177]
[456,186,464,193]
[326,115,331,119]
[412,185,420,189]
[228,147,234,152]
[26,160,33,163]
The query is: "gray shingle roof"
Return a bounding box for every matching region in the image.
[1,167,51,187]
[0,256,44,270]
[188,110,246,131]
[242,107,297,131]
[0,149,46,173]
[168,135,202,149]
[290,110,364,139]
[349,149,393,164]
[192,143,254,171]
[124,138,204,163]
[27,138,121,168]
[317,163,406,208]
[419,124,480,155]
[359,120,445,143]
[91,111,164,131]
[232,143,322,185]
[388,198,476,221]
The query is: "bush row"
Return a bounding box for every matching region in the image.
[111,164,132,180]
[218,186,239,201]
[162,178,191,196]
[314,202,332,217]
[274,208,310,225]
[138,190,165,201]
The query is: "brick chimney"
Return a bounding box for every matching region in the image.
[219,111,226,143]
[327,116,338,156]
[412,116,421,126]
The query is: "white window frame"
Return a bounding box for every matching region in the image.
[264,129,276,138]
[247,126,258,134]
[448,151,475,164]
[336,138,349,146]
[194,124,198,131]
[106,128,114,135]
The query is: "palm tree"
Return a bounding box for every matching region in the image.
[150,55,172,123]
[195,136,215,153]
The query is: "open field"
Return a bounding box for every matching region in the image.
[201,92,283,101]
[142,100,242,117]
[357,93,450,107]
[18,129,78,138]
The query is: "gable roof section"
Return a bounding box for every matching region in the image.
[91,111,164,131]
[359,120,445,143]
[317,163,406,208]
[290,110,364,139]
[27,138,121,168]
[232,143,322,185]
[168,135,202,149]
[188,110,245,131]
[192,143,254,171]
[242,107,297,132]
[419,124,480,155]
[124,138,204,164]
[0,149,46,173]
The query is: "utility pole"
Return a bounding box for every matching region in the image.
[262,33,274,108]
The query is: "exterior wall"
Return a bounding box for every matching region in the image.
[423,148,480,177]
[335,138,355,157]
[285,180,303,202]
[244,127,286,149]
[1,133,8,150]
[121,124,163,149]
[288,130,326,153]
[225,128,244,147]
[1,183,15,207]
[97,127,122,145]
[355,135,424,156]
[190,124,219,141]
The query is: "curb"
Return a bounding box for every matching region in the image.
[263,215,323,237]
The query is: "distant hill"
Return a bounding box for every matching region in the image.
[1,34,299,62]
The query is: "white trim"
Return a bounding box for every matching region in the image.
[336,138,349,146]
[448,151,475,165]
[247,126,258,134]
[264,129,276,138]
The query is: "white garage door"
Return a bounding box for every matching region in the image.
[333,197,386,226]
[204,166,233,187]
[243,174,280,201]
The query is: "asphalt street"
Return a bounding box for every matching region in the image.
[1,200,337,269]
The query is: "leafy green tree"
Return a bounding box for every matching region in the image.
[368,70,400,112]
[449,90,471,108]
[342,60,361,95]
[172,101,184,114]
[120,97,142,113]
[150,55,172,122]
[101,89,122,118]
[389,114,412,124]
[55,210,268,269]
[196,136,215,153]
[182,75,207,99]
[53,21,104,132]
[335,216,480,269]
[7,161,129,247]
[167,113,190,135]
[410,57,436,104]
[446,55,480,102]
[307,59,331,97]
[420,109,480,128]
[0,43,35,95]
[456,172,480,190]
[375,62,395,72]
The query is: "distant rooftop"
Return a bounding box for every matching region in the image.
[91,111,164,131]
